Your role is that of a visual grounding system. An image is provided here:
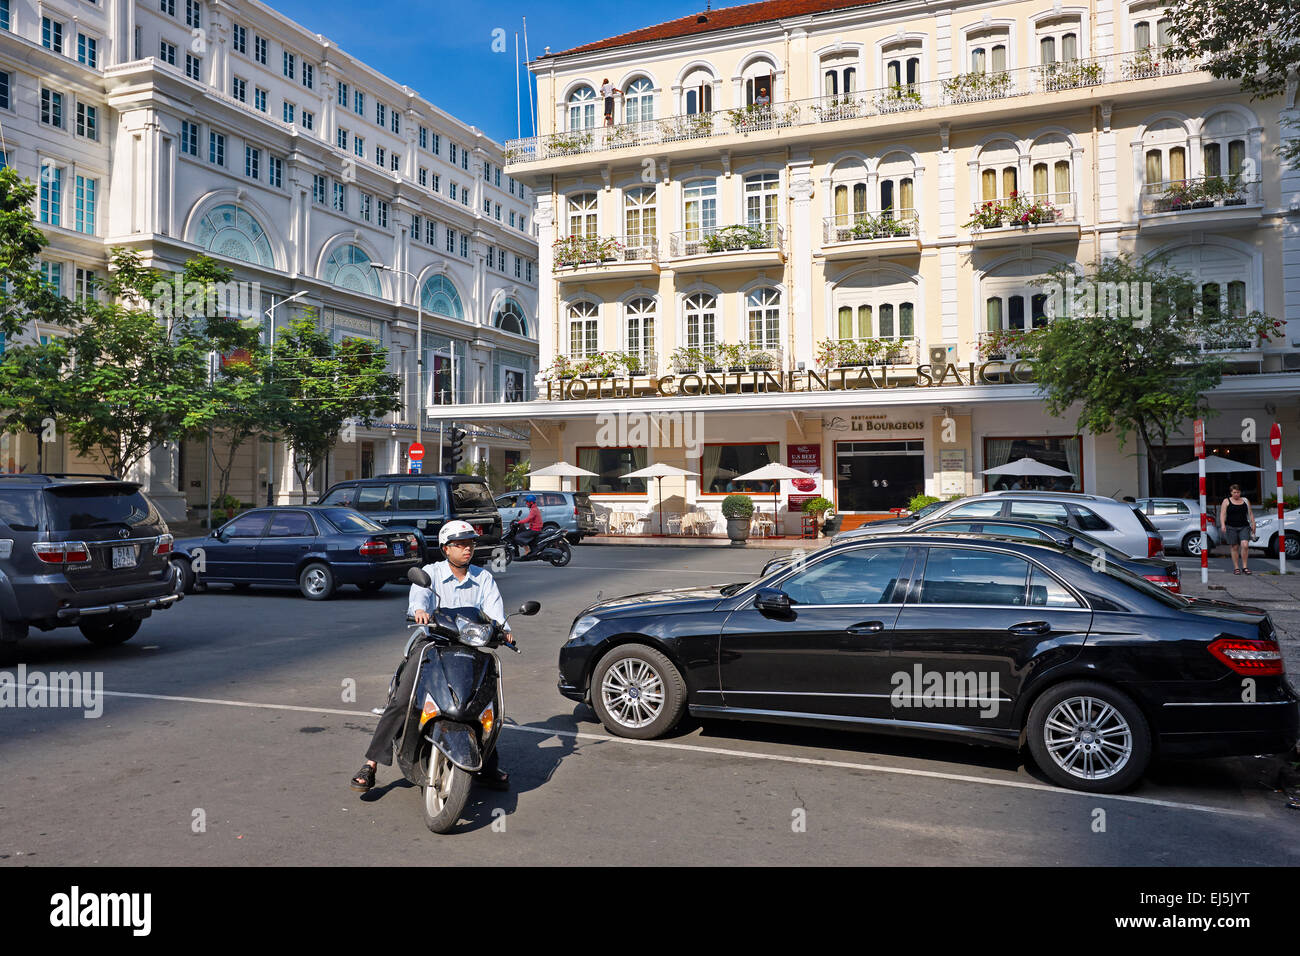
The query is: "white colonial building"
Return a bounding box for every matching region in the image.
[0,0,538,517]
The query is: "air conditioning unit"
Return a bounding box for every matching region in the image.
[929,345,956,366]
[1284,351,1300,371]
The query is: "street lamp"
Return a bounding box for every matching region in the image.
[263,290,310,505]
[369,263,425,451]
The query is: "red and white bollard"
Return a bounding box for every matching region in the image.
[1272,423,1285,575]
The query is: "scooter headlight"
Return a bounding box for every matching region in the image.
[456,619,493,647]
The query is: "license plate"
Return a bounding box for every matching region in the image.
[112,546,136,569]
[393,543,405,556]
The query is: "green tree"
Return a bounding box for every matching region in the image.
[0,167,81,338]
[505,458,530,491]
[270,315,402,502]
[1018,256,1282,494]
[1164,1,1300,165]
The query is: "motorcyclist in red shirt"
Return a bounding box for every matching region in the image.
[517,494,543,556]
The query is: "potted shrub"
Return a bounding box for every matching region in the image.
[722,494,754,545]
[907,493,940,515]
[720,343,746,371]
[801,496,835,537]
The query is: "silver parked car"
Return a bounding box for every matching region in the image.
[1251,507,1300,558]
[833,490,1166,559]
[1134,498,1221,556]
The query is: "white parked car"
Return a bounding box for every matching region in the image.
[1250,508,1300,558]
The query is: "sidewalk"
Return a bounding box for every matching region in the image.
[582,534,821,550]
[1180,566,1300,676]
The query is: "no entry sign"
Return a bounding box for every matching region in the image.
[408,442,425,462]
[1270,423,1282,460]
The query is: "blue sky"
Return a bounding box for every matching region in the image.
[268,0,709,143]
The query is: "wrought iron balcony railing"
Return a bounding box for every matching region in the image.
[823,209,919,243]
[668,223,783,258]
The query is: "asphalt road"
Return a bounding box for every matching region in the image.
[1,546,1296,866]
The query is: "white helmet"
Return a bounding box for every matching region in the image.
[438,519,479,547]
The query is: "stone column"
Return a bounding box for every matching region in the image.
[788,156,815,369]
[534,192,557,383]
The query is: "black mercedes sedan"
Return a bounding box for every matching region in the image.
[558,533,1297,793]
[172,506,422,600]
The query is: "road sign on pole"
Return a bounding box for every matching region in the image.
[409,442,425,462]
[1272,424,1285,575]
[1195,419,1207,584]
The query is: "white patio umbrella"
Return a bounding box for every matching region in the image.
[733,463,812,534]
[525,460,599,492]
[622,463,696,535]
[1163,455,1264,475]
[981,456,1075,477]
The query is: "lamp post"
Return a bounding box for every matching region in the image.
[370,264,424,451]
[263,290,310,505]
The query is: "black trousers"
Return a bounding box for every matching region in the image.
[364,639,501,776]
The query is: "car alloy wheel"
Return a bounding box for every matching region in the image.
[1283,533,1300,559]
[1181,533,1203,557]
[600,658,666,730]
[1041,695,1133,781]
[299,562,335,600]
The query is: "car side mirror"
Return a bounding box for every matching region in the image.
[754,587,792,615]
[518,601,541,616]
[407,567,432,588]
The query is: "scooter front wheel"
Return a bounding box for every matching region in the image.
[421,748,472,834]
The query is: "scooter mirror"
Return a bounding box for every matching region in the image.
[407,567,432,588]
[518,601,541,616]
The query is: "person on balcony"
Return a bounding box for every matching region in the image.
[600,79,621,126]
[755,86,771,107]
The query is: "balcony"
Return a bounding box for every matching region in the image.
[552,234,660,282]
[668,223,785,273]
[543,351,661,381]
[967,193,1080,247]
[504,49,1200,166]
[669,344,785,375]
[821,209,921,259]
[1139,176,1263,234]
[816,337,921,369]
[977,330,1040,363]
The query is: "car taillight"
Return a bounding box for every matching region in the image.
[32,542,90,564]
[1145,574,1179,591]
[406,534,420,549]
[359,539,389,557]
[1205,514,1217,526]
[154,534,174,555]
[574,506,579,517]
[1147,535,1164,557]
[1208,637,1284,676]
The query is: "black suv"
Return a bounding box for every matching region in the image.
[0,474,182,646]
[317,474,502,561]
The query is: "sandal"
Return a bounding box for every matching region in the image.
[1243,568,1251,575]
[1233,568,1242,574]
[349,764,376,792]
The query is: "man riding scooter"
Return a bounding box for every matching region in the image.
[516,494,543,557]
[349,520,514,793]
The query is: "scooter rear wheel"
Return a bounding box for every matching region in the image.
[549,540,573,567]
[420,748,472,834]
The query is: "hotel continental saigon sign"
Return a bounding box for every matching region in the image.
[544,361,1035,401]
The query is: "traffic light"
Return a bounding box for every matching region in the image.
[449,427,467,468]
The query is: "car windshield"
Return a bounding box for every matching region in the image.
[451,481,495,512]
[912,500,952,519]
[320,509,384,534]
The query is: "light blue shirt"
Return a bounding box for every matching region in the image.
[407,560,510,632]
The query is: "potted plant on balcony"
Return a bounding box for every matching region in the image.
[966,199,1006,230]
[874,84,923,113]
[881,339,909,365]
[721,493,754,546]
[1163,180,1195,211]
[849,215,878,240]
[718,342,746,372]
[670,346,706,373]
[747,349,777,371]
[543,355,575,380]
[545,131,593,155]
[815,338,840,368]
[801,496,835,537]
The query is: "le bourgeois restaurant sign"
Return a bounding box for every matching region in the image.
[544,360,1035,401]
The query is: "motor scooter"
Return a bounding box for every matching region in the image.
[390,566,539,833]
[498,519,572,567]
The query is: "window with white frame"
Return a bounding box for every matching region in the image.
[831,159,869,225]
[967,29,1010,74]
[1037,16,1082,64]
[743,60,777,105]
[746,287,781,350]
[883,40,923,88]
[283,102,295,124]
[683,180,717,239]
[161,40,177,66]
[42,17,64,54]
[377,200,388,229]
[683,292,717,351]
[566,192,598,238]
[567,86,596,130]
[76,103,98,140]
[39,164,63,226]
[877,153,916,219]
[744,172,779,233]
[78,34,98,68]
[302,62,314,89]
[978,139,1020,200]
[1131,1,1171,49]
[1142,119,1189,186]
[625,297,655,361]
[185,53,201,80]
[41,88,65,128]
[231,23,245,54]
[358,193,371,221]
[1029,134,1074,210]
[253,35,266,65]
[682,69,714,114]
[568,301,599,357]
[834,274,918,341]
[301,110,314,131]
[185,0,200,28]
[624,186,656,246]
[1201,111,1249,180]
[983,278,1051,333]
[624,77,655,123]
[820,52,856,97]
[181,120,199,155]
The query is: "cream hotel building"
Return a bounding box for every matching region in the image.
[467,0,1299,532]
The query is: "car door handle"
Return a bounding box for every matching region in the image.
[847,621,885,635]
[1009,621,1051,635]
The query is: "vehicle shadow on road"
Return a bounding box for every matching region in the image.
[449,714,584,833]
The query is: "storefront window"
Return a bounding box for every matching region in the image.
[834,440,924,512]
[578,447,647,494]
[701,442,778,494]
[983,436,1082,492]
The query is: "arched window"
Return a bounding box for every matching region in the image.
[682,68,713,114]
[744,59,777,106]
[567,192,598,238]
[625,297,656,363]
[194,204,275,267]
[1030,134,1074,212]
[421,275,464,319]
[1038,17,1082,64]
[682,180,717,240]
[878,152,916,219]
[624,77,655,124]
[624,186,656,246]
[830,158,869,229]
[322,244,380,295]
[744,172,780,233]
[493,296,527,335]
[568,85,596,131]
[978,140,1020,201]
[683,292,717,350]
[820,52,856,97]
[1131,1,1171,49]
[746,287,781,350]
[968,29,1009,74]
[1202,112,1249,180]
[1142,119,1189,186]
[568,300,599,357]
[883,40,922,88]
[833,271,919,348]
